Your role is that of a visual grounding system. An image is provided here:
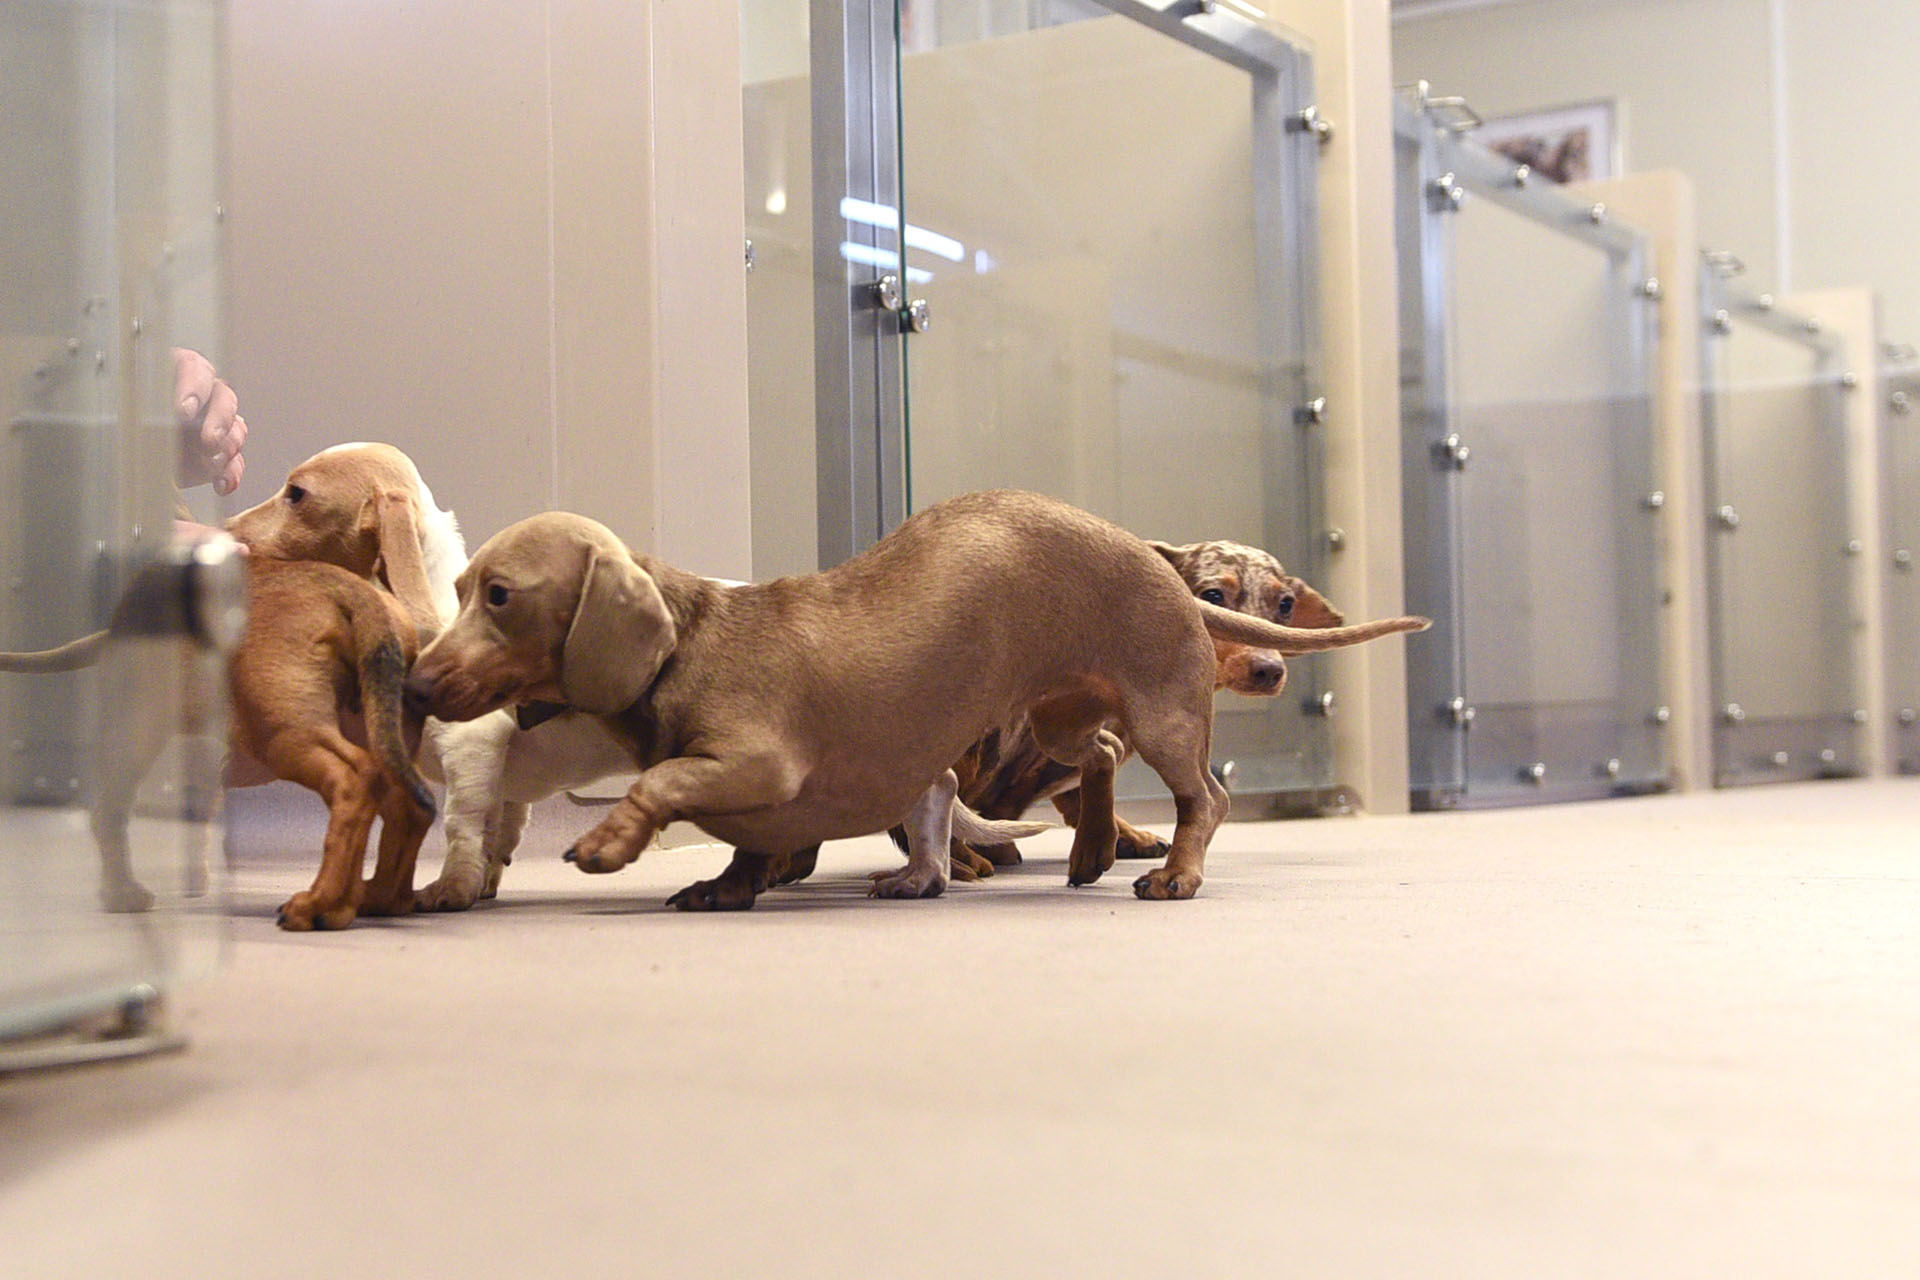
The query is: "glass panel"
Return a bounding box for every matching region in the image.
[1,0,227,1042]
[1703,297,1855,784]
[1395,124,1467,803]
[741,0,819,580]
[1885,367,1920,772]
[894,4,1329,806]
[1445,188,1662,804]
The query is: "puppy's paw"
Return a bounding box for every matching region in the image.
[99,878,157,914]
[1131,867,1202,901]
[869,866,947,900]
[666,876,759,912]
[1113,832,1172,861]
[977,841,1023,868]
[952,845,995,880]
[276,891,359,931]
[358,887,417,918]
[564,805,654,873]
[1066,832,1117,887]
[415,869,485,912]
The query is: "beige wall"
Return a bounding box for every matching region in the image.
[1393,0,1778,280]
[1394,0,1920,347]
[225,0,751,575]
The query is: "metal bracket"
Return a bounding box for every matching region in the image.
[1444,696,1476,730]
[1294,396,1328,426]
[868,273,903,313]
[1427,173,1466,213]
[1288,105,1334,147]
[1434,433,1471,470]
[1308,690,1336,717]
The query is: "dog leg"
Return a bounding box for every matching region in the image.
[270,736,385,931]
[89,662,176,913]
[768,845,819,887]
[1129,717,1227,901]
[870,769,957,899]
[565,751,800,874]
[415,715,511,911]
[1052,788,1174,863]
[481,800,529,898]
[361,782,434,917]
[667,851,776,911]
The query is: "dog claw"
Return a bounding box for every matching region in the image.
[562,848,578,863]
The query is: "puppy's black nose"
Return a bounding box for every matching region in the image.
[402,671,435,716]
[1247,655,1287,691]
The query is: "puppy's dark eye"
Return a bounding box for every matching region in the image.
[1278,594,1295,619]
[285,484,306,505]
[1199,588,1227,606]
[487,583,510,608]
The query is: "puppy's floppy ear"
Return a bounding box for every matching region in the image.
[1146,540,1191,573]
[370,490,440,639]
[560,548,676,714]
[1286,577,1345,630]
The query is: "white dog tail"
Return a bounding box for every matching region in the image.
[951,801,1051,845]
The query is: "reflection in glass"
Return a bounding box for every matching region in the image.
[1,0,227,1044]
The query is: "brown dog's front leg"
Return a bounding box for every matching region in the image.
[564,752,801,875]
[666,852,777,912]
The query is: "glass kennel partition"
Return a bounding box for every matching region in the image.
[1,0,233,1066]
[1395,87,1665,810]
[1880,349,1920,773]
[1699,267,1857,785]
[891,1,1333,809]
[744,0,1334,811]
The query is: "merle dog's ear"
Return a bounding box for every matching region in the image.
[1285,576,1345,630]
[1146,540,1189,572]
[559,549,676,715]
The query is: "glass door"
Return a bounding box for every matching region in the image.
[889,0,1331,807]
[1395,87,1666,809]
[1698,271,1857,785]
[1884,354,1920,772]
[1,0,234,1055]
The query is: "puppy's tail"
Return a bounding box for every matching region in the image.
[1198,601,1430,655]
[951,801,1051,846]
[0,630,110,673]
[886,801,1052,854]
[349,608,437,819]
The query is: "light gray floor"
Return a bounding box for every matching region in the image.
[4,779,1920,1278]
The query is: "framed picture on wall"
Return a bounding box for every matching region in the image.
[1476,100,1617,185]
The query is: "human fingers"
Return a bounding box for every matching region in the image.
[173,348,218,425]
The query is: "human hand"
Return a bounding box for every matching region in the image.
[173,347,247,495]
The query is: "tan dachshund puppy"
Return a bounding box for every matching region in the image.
[405,491,1426,907]
[762,537,1348,890]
